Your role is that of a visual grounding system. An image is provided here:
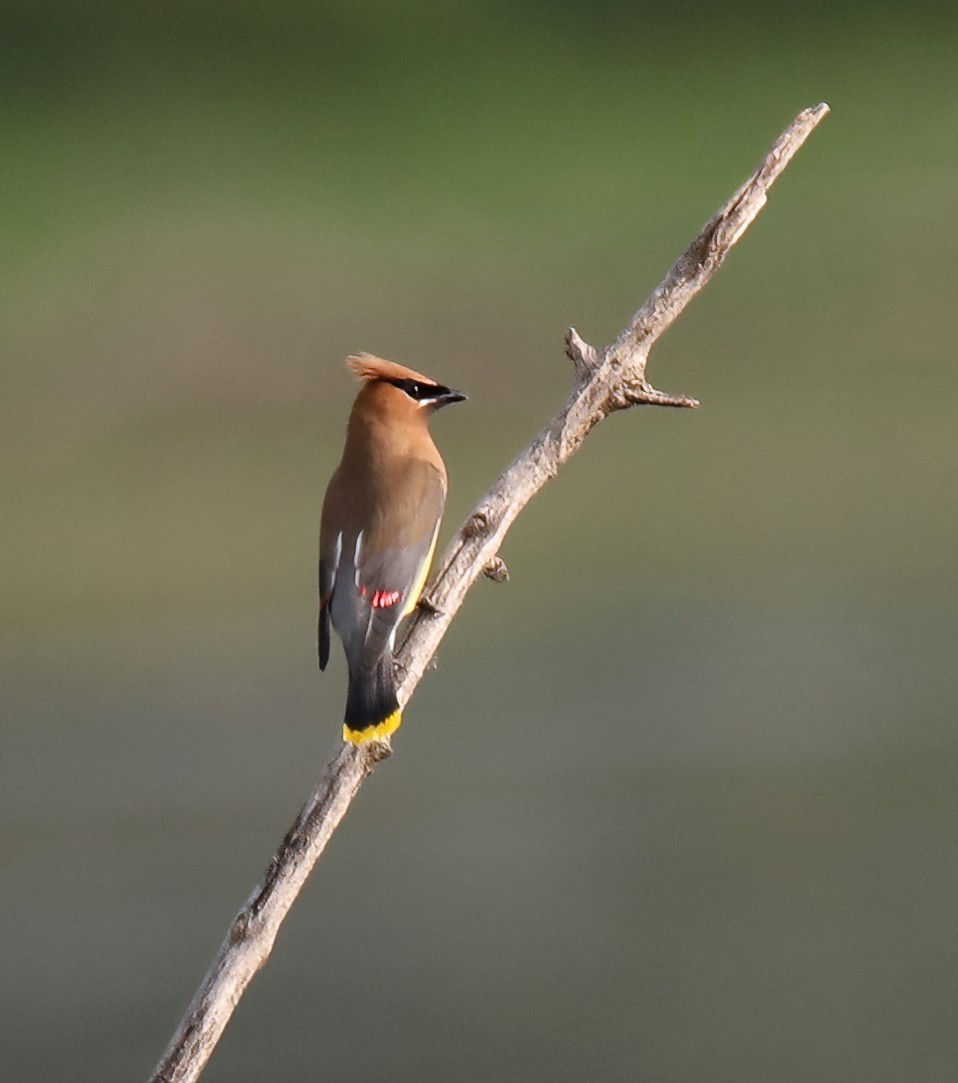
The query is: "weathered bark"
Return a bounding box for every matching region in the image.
[150,102,829,1083]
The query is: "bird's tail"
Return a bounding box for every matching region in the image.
[344,655,402,744]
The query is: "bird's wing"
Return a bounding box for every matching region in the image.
[323,460,446,674]
[351,459,445,670]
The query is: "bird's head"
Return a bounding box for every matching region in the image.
[347,353,468,420]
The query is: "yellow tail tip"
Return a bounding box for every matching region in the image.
[343,709,403,745]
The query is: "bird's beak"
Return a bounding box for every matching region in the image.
[434,388,468,408]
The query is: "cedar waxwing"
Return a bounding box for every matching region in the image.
[319,354,467,743]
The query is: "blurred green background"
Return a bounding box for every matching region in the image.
[3,2,957,1080]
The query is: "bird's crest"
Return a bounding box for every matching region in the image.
[347,353,436,386]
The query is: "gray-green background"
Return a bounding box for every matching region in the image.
[3,3,956,1080]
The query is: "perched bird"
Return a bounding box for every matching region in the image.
[319,354,467,743]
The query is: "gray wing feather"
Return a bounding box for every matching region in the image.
[324,462,446,676]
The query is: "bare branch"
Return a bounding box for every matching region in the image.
[150,742,388,1082]
[608,102,830,370]
[150,103,828,1083]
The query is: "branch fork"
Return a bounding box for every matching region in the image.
[565,326,697,410]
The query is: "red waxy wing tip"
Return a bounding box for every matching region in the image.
[370,589,402,609]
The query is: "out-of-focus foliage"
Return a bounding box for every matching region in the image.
[3,3,956,1081]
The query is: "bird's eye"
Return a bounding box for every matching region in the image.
[389,377,432,400]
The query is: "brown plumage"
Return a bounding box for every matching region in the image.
[319,354,467,743]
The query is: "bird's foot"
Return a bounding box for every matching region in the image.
[417,594,443,617]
